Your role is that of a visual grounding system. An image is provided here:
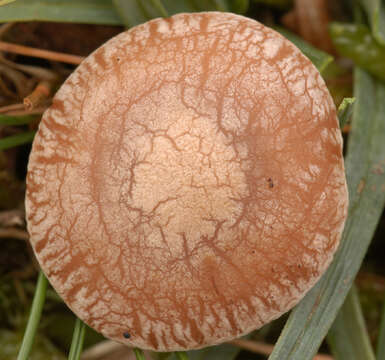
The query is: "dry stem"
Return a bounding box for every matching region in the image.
[0,227,29,241]
[81,338,333,360]
[24,80,53,110]
[230,338,333,359]
[0,41,85,65]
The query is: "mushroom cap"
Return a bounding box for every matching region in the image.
[25,12,348,351]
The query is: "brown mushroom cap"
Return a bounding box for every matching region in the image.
[25,12,348,351]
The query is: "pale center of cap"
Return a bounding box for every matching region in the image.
[133,115,246,238]
[96,86,249,254]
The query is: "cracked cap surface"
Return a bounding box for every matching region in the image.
[25,12,348,351]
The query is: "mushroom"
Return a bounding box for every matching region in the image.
[25,12,348,351]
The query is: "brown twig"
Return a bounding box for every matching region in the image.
[81,340,149,360]
[0,40,85,65]
[81,341,126,359]
[0,227,29,241]
[0,23,15,38]
[24,80,53,110]
[0,102,25,113]
[292,0,335,54]
[2,107,47,116]
[0,63,32,98]
[0,75,17,98]
[229,338,334,360]
[0,209,25,227]
[0,54,58,80]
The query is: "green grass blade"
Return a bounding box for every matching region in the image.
[377,297,385,359]
[112,0,236,28]
[112,0,172,28]
[175,351,189,360]
[0,0,16,6]
[211,0,228,11]
[229,0,249,14]
[359,0,385,45]
[268,67,385,360]
[338,97,355,128]
[133,348,146,360]
[67,318,86,360]
[253,0,291,8]
[149,0,169,17]
[0,114,35,126]
[0,131,35,151]
[327,285,376,360]
[17,271,48,360]
[0,0,122,25]
[112,0,149,28]
[330,22,385,82]
[275,27,333,73]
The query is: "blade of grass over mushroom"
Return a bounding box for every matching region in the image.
[112,0,163,28]
[133,348,146,360]
[112,0,236,28]
[268,68,385,360]
[0,114,36,126]
[68,318,86,360]
[330,22,385,81]
[377,297,385,359]
[275,27,333,73]
[253,0,291,8]
[0,131,35,151]
[148,0,169,17]
[229,0,249,14]
[17,271,48,360]
[211,0,228,11]
[327,285,376,360]
[0,0,122,25]
[359,0,385,45]
[175,351,189,360]
[338,97,355,129]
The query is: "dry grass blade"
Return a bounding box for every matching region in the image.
[0,103,25,113]
[0,63,32,98]
[0,41,85,65]
[0,228,29,241]
[0,22,14,37]
[81,340,124,359]
[0,54,58,80]
[293,0,335,53]
[0,209,25,227]
[230,339,333,359]
[81,340,151,360]
[3,107,47,116]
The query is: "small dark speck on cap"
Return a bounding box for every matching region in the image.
[123,332,131,339]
